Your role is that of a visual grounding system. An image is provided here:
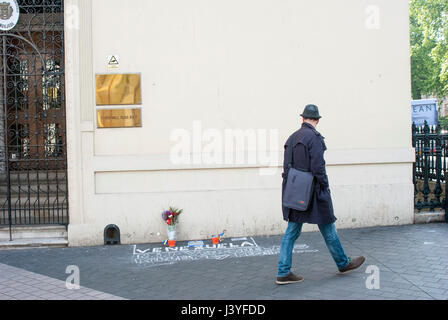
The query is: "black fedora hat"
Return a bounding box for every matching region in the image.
[300,104,322,119]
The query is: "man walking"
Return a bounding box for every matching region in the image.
[276,104,365,285]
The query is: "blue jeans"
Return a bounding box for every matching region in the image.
[277,222,350,277]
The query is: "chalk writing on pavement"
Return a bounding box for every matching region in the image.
[133,237,318,267]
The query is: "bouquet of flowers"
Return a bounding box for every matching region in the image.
[162,207,183,245]
[161,207,183,226]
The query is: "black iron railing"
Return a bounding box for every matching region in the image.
[412,121,448,221]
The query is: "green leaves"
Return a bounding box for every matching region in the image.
[410,0,448,100]
[438,116,448,127]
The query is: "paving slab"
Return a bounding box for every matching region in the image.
[0,263,126,300]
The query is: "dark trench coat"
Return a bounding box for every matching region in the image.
[281,122,337,225]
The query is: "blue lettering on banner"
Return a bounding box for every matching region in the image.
[412,99,438,126]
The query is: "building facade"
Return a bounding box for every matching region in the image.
[1,0,415,247]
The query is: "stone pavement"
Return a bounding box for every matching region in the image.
[0,223,447,300]
[0,263,125,300]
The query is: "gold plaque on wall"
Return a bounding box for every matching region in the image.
[97,108,142,128]
[96,73,142,105]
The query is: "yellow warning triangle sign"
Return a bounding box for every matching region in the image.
[108,56,119,65]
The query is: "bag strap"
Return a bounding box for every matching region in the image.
[285,140,312,175]
[282,140,294,179]
[287,142,294,169]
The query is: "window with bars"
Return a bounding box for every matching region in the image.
[44,123,63,157]
[19,60,28,92]
[18,0,63,13]
[42,59,61,110]
[9,123,29,159]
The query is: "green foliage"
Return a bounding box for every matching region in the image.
[439,116,448,127]
[410,0,448,100]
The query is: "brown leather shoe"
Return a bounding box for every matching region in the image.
[276,272,304,285]
[339,256,366,274]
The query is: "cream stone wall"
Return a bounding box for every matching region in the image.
[65,0,414,246]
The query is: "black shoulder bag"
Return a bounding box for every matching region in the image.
[282,142,315,211]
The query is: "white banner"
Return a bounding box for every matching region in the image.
[412,99,438,126]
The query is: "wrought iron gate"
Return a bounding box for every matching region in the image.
[0,0,68,239]
[413,121,448,222]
